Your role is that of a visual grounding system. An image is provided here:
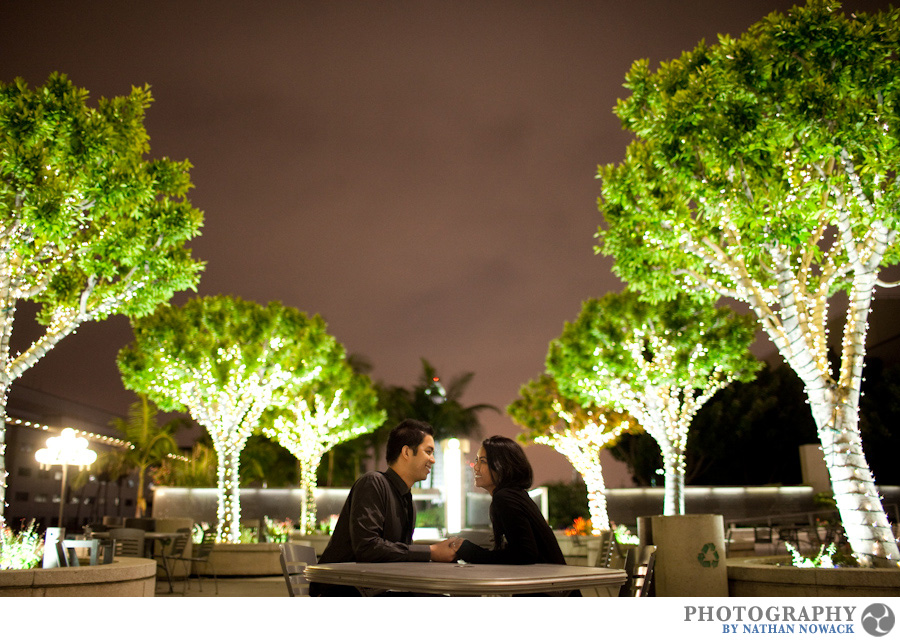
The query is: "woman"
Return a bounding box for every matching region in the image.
[451,435,567,567]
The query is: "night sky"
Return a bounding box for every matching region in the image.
[1,0,893,487]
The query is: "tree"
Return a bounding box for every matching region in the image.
[117,296,336,542]
[508,373,635,533]
[0,74,204,522]
[262,360,385,534]
[152,440,216,488]
[547,291,760,516]
[410,359,499,442]
[364,359,498,470]
[596,0,900,564]
[686,362,818,486]
[106,394,185,516]
[239,435,299,488]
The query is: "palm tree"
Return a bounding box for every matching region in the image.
[411,359,498,442]
[366,359,498,471]
[108,394,185,517]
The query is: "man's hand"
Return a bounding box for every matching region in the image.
[429,538,459,562]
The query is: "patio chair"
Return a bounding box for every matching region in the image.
[125,517,155,531]
[619,544,656,597]
[634,548,656,597]
[182,529,218,595]
[593,529,615,568]
[56,539,102,567]
[155,528,191,594]
[280,543,317,596]
[109,528,146,558]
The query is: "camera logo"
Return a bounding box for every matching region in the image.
[861,604,895,637]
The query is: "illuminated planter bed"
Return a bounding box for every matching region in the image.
[0,557,157,597]
[727,556,900,597]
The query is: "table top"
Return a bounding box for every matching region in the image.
[304,562,626,596]
[88,531,187,539]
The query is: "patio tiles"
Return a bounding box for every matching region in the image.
[156,576,288,597]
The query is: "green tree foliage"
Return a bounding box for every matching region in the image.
[547,291,760,515]
[0,74,204,522]
[544,479,591,530]
[239,435,299,488]
[509,373,635,532]
[117,295,336,542]
[365,359,498,469]
[152,440,217,488]
[595,0,900,564]
[262,359,385,533]
[151,433,300,488]
[106,394,185,517]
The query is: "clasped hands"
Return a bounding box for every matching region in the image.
[429,536,464,562]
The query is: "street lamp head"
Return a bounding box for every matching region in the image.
[34,428,97,469]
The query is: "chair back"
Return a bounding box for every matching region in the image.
[279,543,317,597]
[56,539,102,567]
[627,544,656,597]
[125,517,155,531]
[164,528,191,558]
[192,529,217,560]
[636,549,656,597]
[593,529,615,568]
[110,527,146,557]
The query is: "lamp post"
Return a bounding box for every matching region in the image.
[35,428,97,529]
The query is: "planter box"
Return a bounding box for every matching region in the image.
[204,542,283,576]
[287,533,332,557]
[727,556,900,597]
[0,557,157,597]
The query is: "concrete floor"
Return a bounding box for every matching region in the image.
[155,575,289,597]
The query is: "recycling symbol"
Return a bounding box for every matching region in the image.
[698,542,719,568]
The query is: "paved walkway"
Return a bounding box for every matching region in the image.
[155,575,289,597]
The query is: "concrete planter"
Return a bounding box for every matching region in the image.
[204,542,283,576]
[0,557,157,597]
[555,533,591,566]
[287,533,332,557]
[727,556,900,597]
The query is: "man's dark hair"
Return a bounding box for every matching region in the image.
[481,435,533,490]
[385,419,434,464]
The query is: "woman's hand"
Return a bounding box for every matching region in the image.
[429,538,459,562]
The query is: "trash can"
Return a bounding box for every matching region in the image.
[650,513,729,597]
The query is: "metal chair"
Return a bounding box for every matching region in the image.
[633,546,656,597]
[155,528,191,594]
[279,543,317,596]
[56,539,102,566]
[619,544,656,597]
[109,527,146,558]
[182,529,218,594]
[593,529,615,568]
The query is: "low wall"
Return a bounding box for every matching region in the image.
[0,557,157,597]
[727,556,900,597]
[205,543,284,576]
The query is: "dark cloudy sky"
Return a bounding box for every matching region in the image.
[1,0,893,486]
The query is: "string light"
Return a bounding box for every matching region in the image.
[262,390,380,534]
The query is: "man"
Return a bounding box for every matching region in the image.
[310,419,457,596]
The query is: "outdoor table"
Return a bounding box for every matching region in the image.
[89,530,187,558]
[304,562,627,596]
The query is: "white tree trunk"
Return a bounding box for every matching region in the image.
[760,263,900,566]
[297,452,323,535]
[215,446,242,543]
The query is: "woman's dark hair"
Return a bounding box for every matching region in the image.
[482,435,533,490]
[385,419,434,464]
